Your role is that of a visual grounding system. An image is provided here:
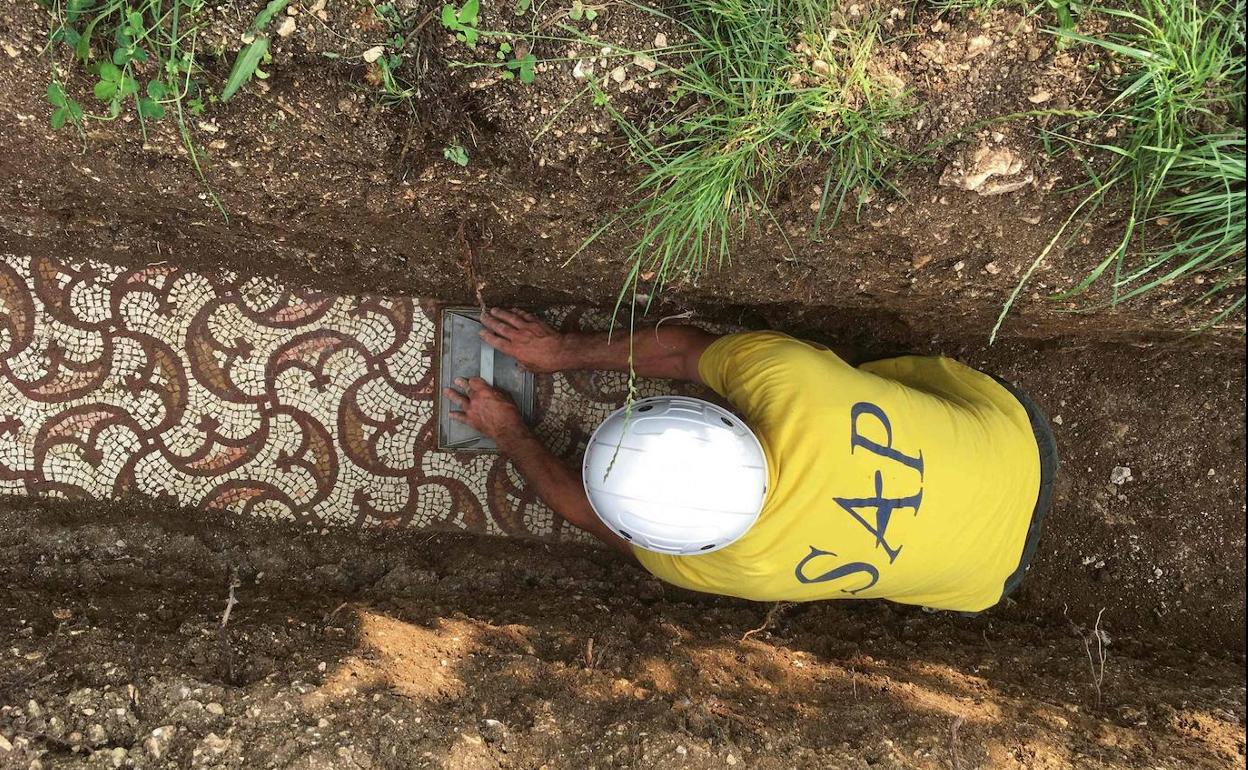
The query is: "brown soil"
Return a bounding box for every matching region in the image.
[1,497,1244,770]
[1,1,1245,767]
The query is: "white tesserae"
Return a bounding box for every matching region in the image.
[582,396,769,555]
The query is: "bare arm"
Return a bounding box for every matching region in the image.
[478,308,717,382]
[443,377,633,556]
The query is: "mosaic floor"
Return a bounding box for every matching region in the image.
[0,253,696,540]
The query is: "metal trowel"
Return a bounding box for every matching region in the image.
[436,307,536,451]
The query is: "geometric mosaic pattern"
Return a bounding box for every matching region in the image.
[0,253,695,540]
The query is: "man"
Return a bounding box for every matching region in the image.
[443,309,1057,613]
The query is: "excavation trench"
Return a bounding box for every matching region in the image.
[0,2,1244,767]
[1,250,1243,653]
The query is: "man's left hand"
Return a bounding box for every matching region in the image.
[478,308,569,373]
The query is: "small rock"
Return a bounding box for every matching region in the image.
[911,252,934,270]
[653,32,668,48]
[1027,89,1052,104]
[572,59,593,80]
[87,723,108,745]
[984,262,1001,275]
[812,59,831,76]
[610,65,626,83]
[0,733,11,752]
[481,718,506,743]
[1110,466,1133,485]
[205,702,225,716]
[276,17,297,37]
[727,754,738,766]
[953,260,965,272]
[362,46,385,63]
[1053,414,1063,426]
[940,145,1034,196]
[106,747,127,768]
[145,726,176,759]
[1026,45,1043,61]
[198,733,231,755]
[633,54,656,72]
[967,35,993,58]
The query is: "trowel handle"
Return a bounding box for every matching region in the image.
[479,340,496,386]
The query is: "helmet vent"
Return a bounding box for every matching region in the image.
[637,404,654,412]
[700,544,716,551]
[720,417,734,427]
[618,530,633,540]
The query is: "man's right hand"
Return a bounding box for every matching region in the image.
[443,376,529,447]
[478,308,569,373]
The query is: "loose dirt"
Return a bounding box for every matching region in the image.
[1,497,1244,769]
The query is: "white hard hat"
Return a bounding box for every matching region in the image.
[582,396,769,555]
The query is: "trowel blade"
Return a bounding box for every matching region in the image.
[437,307,536,452]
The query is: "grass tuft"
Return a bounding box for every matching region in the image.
[583,0,913,311]
[994,0,1246,339]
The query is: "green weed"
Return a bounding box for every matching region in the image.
[444,141,470,166]
[361,0,427,111]
[221,0,290,101]
[568,0,601,22]
[441,0,481,47]
[438,0,540,84]
[994,0,1246,339]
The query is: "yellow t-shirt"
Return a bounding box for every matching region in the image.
[632,331,1041,612]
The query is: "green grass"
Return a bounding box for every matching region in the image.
[581,0,913,311]
[995,0,1246,338]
